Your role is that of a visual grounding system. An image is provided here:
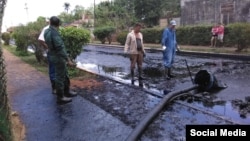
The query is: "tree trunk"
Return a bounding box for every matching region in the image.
[0,0,7,34]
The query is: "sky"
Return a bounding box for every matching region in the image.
[2,0,103,32]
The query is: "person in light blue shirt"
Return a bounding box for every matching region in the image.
[161,20,177,80]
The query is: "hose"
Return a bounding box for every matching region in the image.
[125,85,199,141]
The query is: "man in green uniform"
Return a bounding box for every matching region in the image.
[44,16,76,104]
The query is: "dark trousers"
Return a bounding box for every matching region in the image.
[47,54,55,81]
[53,57,70,97]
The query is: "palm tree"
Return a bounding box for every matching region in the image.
[64,2,70,13]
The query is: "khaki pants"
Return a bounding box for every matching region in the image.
[130,51,143,70]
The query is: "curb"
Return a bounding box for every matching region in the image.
[88,43,250,61]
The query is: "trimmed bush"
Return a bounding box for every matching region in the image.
[1,32,10,45]
[12,25,29,53]
[176,26,212,46]
[116,31,128,45]
[141,28,163,44]
[226,23,250,51]
[93,26,116,44]
[60,27,91,61]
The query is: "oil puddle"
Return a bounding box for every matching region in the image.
[176,95,250,124]
[76,62,166,92]
[76,62,250,124]
[145,98,250,140]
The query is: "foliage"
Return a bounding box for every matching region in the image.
[0,111,12,141]
[3,45,90,78]
[72,5,85,20]
[175,25,212,46]
[188,26,211,46]
[141,28,163,44]
[95,0,136,29]
[58,5,93,28]
[0,1,13,141]
[64,2,71,13]
[58,12,75,25]
[175,26,191,45]
[116,31,128,45]
[12,25,29,53]
[174,23,250,51]
[226,23,250,51]
[1,32,10,45]
[93,0,181,28]
[12,17,47,63]
[134,0,163,27]
[161,0,181,18]
[59,26,91,61]
[93,26,116,44]
[114,23,250,50]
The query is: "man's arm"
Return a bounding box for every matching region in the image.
[124,33,131,53]
[38,27,48,49]
[140,33,146,56]
[38,39,48,49]
[161,29,168,50]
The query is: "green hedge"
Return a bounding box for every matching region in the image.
[116,23,250,49]
[93,26,116,44]
[225,23,250,50]
[141,28,163,44]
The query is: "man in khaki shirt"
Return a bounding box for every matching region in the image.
[124,23,146,86]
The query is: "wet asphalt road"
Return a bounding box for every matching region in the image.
[4,49,132,141]
[4,44,250,141]
[75,45,250,140]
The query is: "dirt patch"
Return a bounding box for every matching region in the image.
[70,77,103,90]
[10,111,26,141]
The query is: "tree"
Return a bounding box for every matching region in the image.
[94,0,136,30]
[64,2,70,13]
[12,18,48,63]
[134,0,164,27]
[0,0,7,36]
[72,5,85,20]
[58,12,75,25]
[93,0,181,28]
[161,0,181,23]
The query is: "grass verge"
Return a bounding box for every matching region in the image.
[92,41,250,55]
[3,45,92,78]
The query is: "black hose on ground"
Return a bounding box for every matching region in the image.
[125,85,199,141]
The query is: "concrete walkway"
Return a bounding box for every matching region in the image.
[3,48,132,141]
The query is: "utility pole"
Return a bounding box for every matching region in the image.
[24,3,29,23]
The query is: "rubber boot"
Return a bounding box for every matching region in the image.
[138,79,143,87]
[164,68,171,80]
[167,68,175,78]
[64,77,77,97]
[131,69,135,85]
[138,68,145,80]
[56,89,72,104]
[51,80,56,94]
[64,85,77,97]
